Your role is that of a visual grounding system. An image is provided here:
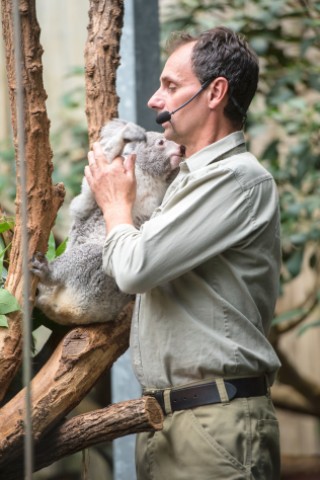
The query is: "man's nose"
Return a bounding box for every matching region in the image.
[147,89,165,110]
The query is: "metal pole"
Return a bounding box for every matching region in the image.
[12,1,33,478]
[112,1,160,479]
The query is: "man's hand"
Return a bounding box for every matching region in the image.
[85,142,137,232]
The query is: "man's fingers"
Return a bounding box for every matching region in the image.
[87,151,96,166]
[84,165,92,186]
[92,142,108,167]
[123,153,136,173]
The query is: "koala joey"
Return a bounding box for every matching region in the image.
[31,118,185,325]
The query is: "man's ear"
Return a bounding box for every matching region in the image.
[207,77,229,110]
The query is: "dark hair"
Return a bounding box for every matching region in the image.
[166,27,259,128]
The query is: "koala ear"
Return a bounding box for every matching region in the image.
[122,122,146,144]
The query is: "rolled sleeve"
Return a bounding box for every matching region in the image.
[103,224,141,292]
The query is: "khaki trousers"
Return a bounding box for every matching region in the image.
[136,395,280,480]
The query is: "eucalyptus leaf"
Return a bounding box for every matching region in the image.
[298,320,320,336]
[0,314,8,328]
[0,289,21,315]
[46,232,57,261]
[55,237,68,257]
[0,218,14,233]
[272,306,308,326]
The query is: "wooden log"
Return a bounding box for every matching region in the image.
[0,303,133,465]
[0,396,163,479]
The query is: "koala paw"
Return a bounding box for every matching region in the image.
[30,252,49,280]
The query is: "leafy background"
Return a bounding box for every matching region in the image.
[161,0,320,328]
[0,0,320,477]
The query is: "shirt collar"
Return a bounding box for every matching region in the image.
[182,131,246,173]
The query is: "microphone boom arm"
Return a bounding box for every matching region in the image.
[156,78,212,125]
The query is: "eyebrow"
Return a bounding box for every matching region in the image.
[159,74,181,85]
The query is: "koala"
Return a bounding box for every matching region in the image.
[31,119,184,325]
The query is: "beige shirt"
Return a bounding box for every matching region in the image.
[103,131,281,389]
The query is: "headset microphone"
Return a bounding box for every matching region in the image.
[155,110,172,125]
[155,79,212,125]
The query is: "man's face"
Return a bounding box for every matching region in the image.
[148,42,209,147]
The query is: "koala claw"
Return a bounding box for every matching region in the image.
[30,252,49,279]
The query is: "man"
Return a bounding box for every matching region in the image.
[85,26,281,480]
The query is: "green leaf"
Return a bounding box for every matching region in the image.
[0,289,20,315]
[0,218,14,233]
[55,237,68,257]
[0,314,8,328]
[0,241,11,259]
[272,306,308,326]
[298,320,320,336]
[46,232,57,261]
[46,234,68,260]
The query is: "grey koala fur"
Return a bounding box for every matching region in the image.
[31,118,184,325]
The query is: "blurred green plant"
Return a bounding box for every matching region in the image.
[0,215,68,332]
[0,142,15,210]
[0,67,89,215]
[161,0,320,330]
[50,66,89,203]
[0,217,19,328]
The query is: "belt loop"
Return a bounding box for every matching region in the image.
[163,388,173,415]
[215,378,230,403]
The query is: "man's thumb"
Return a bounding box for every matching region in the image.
[124,153,136,174]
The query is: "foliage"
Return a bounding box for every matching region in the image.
[0,142,16,210]
[49,66,89,202]
[0,217,19,328]
[46,231,68,261]
[0,288,20,328]
[161,0,320,329]
[0,67,89,216]
[0,216,13,288]
[0,215,67,331]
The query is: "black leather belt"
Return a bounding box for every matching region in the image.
[144,377,268,415]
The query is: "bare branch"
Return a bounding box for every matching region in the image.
[0,397,163,479]
[0,303,133,466]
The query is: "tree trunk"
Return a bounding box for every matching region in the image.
[0,0,65,400]
[85,0,124,144]
[0,396,163,479]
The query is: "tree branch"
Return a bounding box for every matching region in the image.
[277,349,320,406]
[272,384,320,418]
[0,396,163,479]
[0,303,133,466]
